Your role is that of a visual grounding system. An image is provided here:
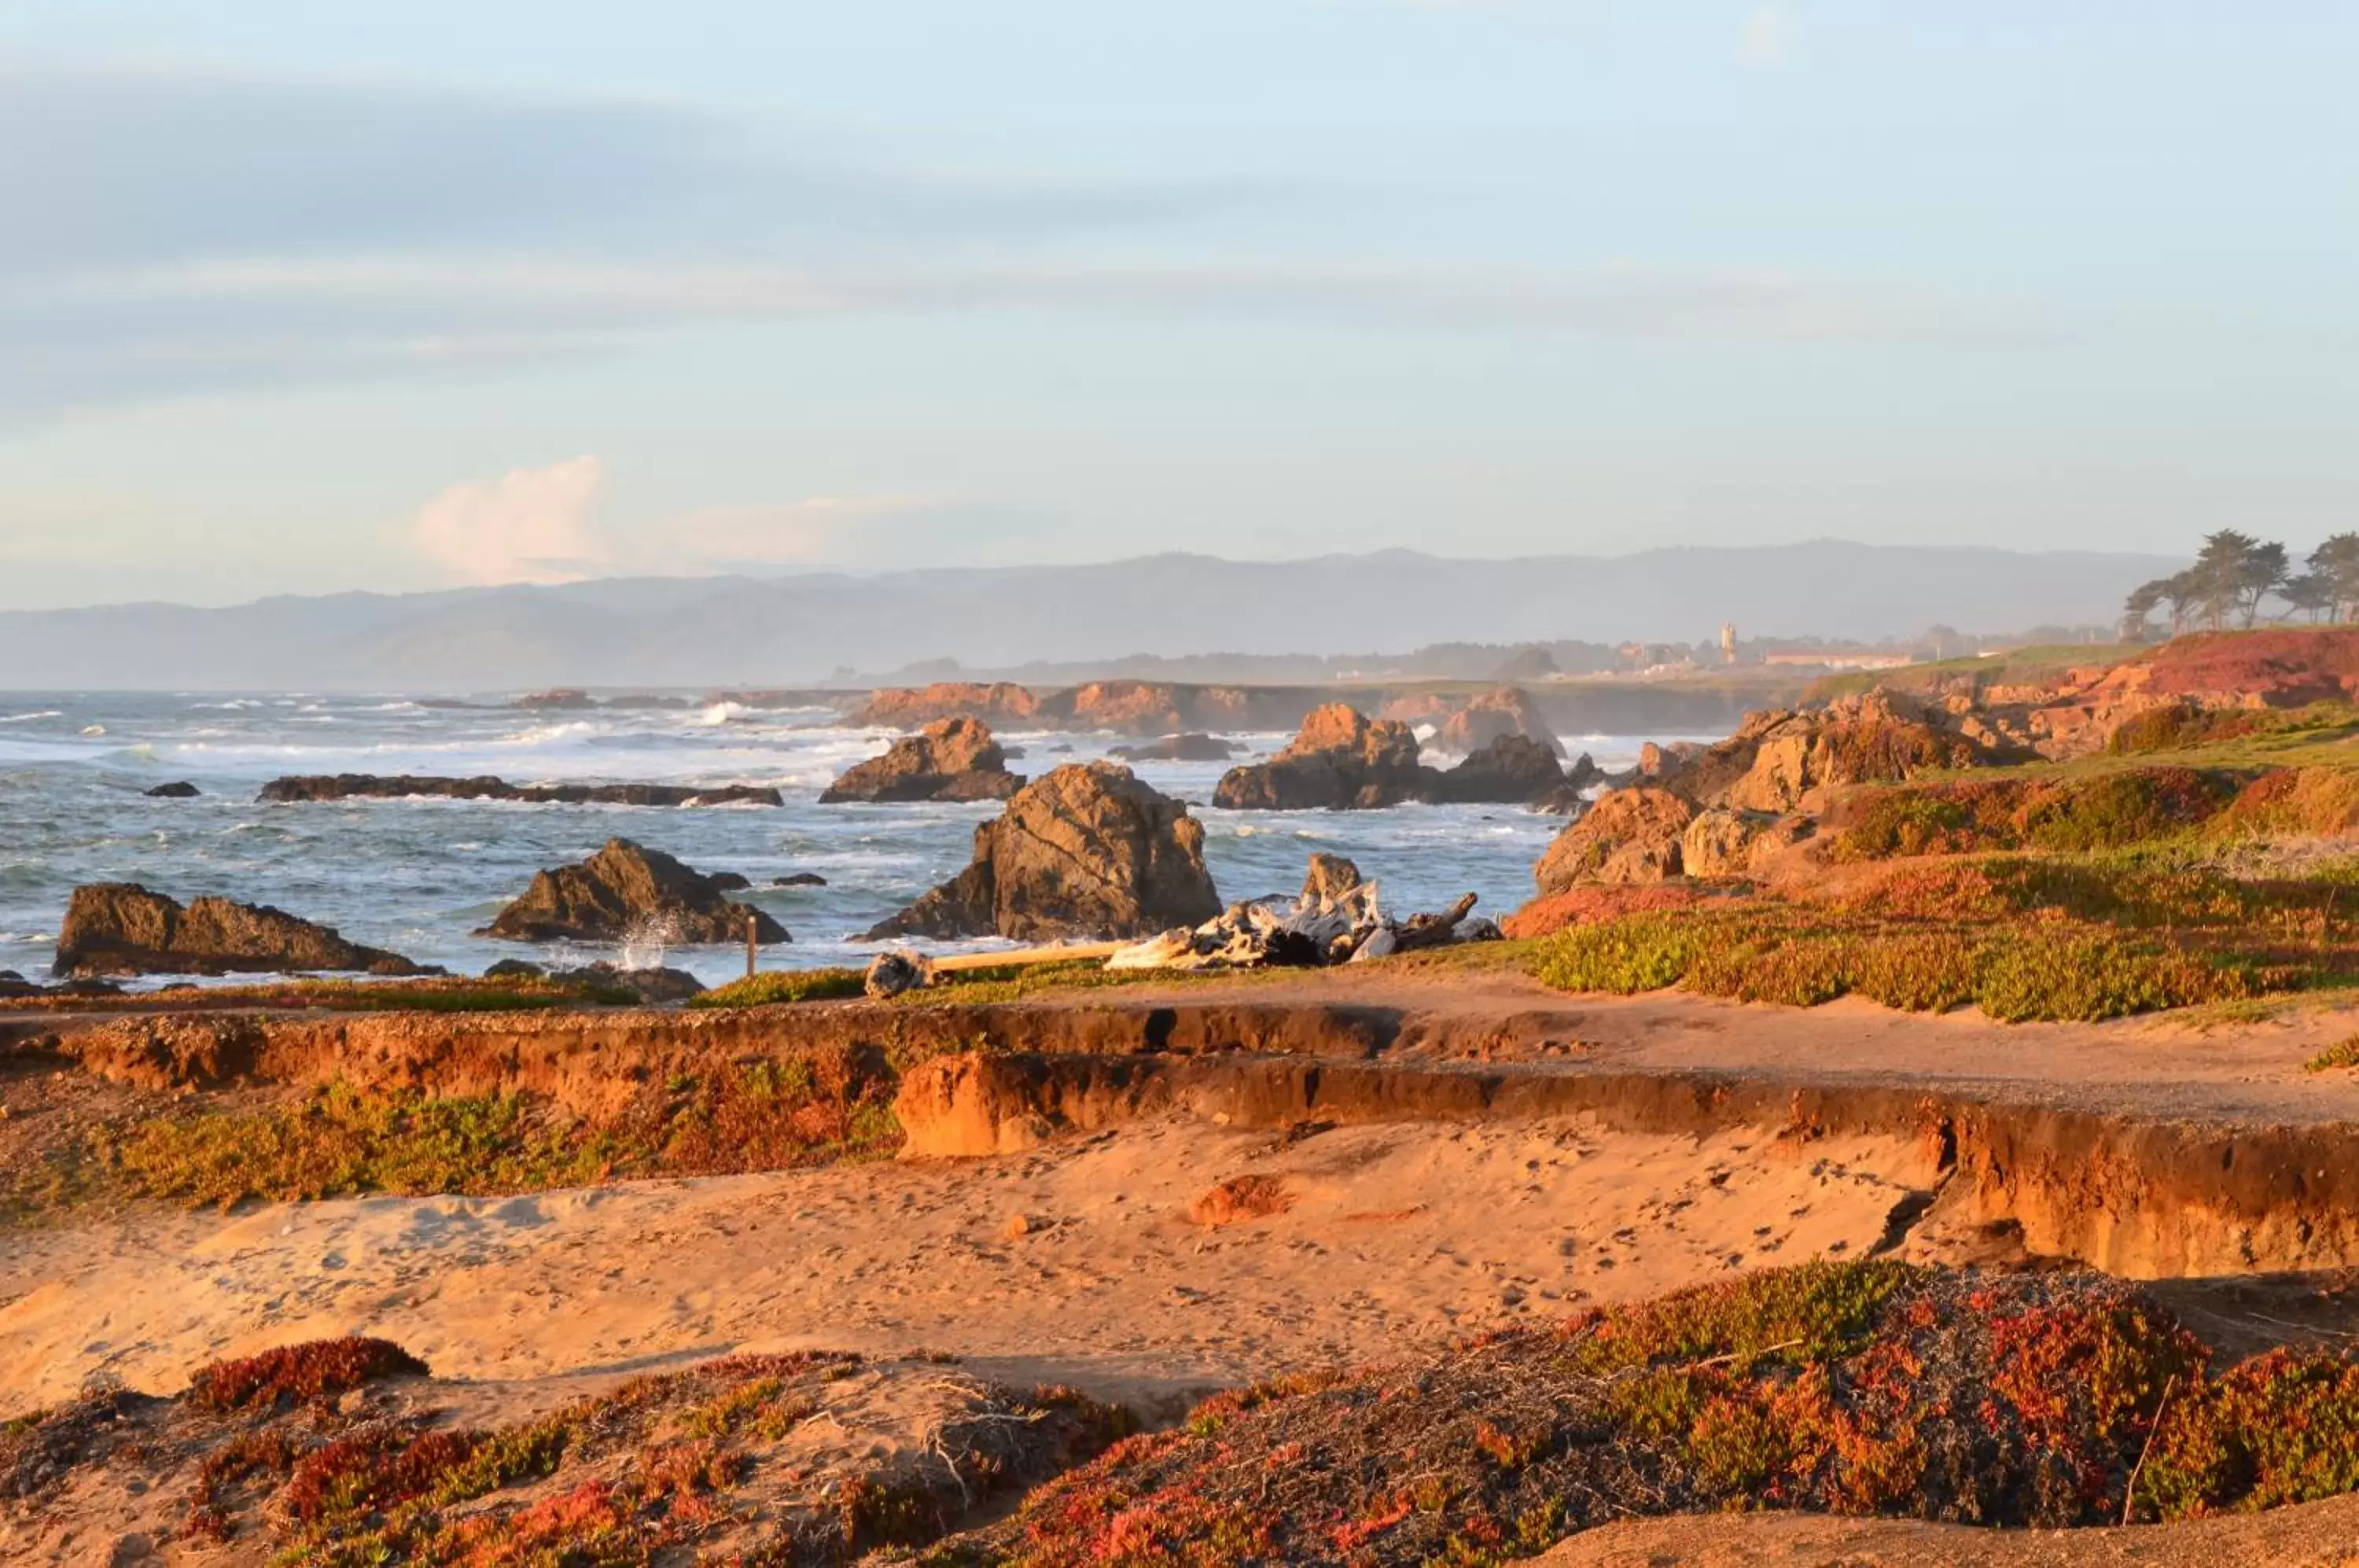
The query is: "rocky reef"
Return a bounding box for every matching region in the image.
[482,838,789,944]
[52,885,430,978]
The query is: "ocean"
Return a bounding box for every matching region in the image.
[0,693,1661,988]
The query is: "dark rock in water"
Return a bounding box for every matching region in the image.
[1050,745,1074,754]
[771,873,828,888]
[483,959,547,980]
[144,782,201,799]
[0,969,38,998]
[708,872,753,892]
[481,837,790,945]
[599,694,693,711]
[866,763,1221,942]
[1435,734,1565,804]
[819,719,1025,804]
[1213,705,1438,811]
[1301,853,1364,904]
[1527,753,1603,815]
[257,775,782,808]
[1112,734,1241,763]
[514,688,598,710]
[549,962,705,1003]
[53,884,432,979]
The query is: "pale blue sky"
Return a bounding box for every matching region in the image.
[2,2,2353,608]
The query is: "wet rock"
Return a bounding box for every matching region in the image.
[1110,734,1240,763]
[1213,705,1438,810]
[481,838,790,945]
[52,884,432,979]
[143,782,200,799]
[866,763,1222,942]
[708,872,753,892]
[1532,787,1698,896]
[819,718,1025,804]
[1436,734,1566,804]
[513,688,598,710]
[771,873,829,888]
[550,962,705,1003]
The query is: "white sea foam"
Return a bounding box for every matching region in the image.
[0,710,61,724]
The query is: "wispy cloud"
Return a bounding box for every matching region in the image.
[404,457,988,585]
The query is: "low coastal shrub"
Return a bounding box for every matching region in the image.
[2209,765,2359,837]
[1832,768,2239,861]
[94,1047,902,1208]
[688,967,867,1008]
[189,1338,428,1412]
[940,1264,2359,1565]
[2106,701,2358,757]
[1532,903,2281,1021]
[109,1348,1131,1564]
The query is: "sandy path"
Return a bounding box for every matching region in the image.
[1539,1496,2359,1567]
[0,1113,1934,1418]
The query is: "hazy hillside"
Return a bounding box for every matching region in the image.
[0,543,2177,691]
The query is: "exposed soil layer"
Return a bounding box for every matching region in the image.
[20,970,2359,1278]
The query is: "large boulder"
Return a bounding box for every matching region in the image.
[866,763,1222,942]
[819,719,1025,804]
[1532,788,1697,896]
[1435,734,1566,804]
[482,838,789,944]
[1437,687,1561,756]
[1680,808,1776,881]
[1213,705,1437,810]
[53,885,429,978]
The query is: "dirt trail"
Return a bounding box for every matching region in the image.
[0,1113,1937,1419]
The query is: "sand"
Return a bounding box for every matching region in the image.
[0,1112,1939,1419]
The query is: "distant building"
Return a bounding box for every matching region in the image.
[1761,651,1913,672]
[1719,623,1737,665]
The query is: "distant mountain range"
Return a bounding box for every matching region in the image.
[0,543,2180,691]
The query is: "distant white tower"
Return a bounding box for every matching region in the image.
[1720,622,1738,665]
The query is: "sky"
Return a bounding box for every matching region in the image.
[1,3,2353,609]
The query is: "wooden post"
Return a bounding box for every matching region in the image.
[745,911,757,980]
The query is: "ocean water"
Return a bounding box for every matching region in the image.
[0,693,1663,988]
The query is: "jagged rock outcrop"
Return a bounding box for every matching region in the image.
[144,782,200,799]
[482,958,705,1003]
[1213,705,1438,811]
[819,719,1025,804]
[1636,691,1995,814]
[1110,734,1240,762]
[1532,788,1698,896]
[845,682,1044,731]
[1434,734,1566,804]
[259,775,782,807]
[865,764,1221,942]
[53,885,430,978]
[1436,687,1561,756]
[482,838,789,944]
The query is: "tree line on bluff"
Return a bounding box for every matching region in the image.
[2124,529,2359,638]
